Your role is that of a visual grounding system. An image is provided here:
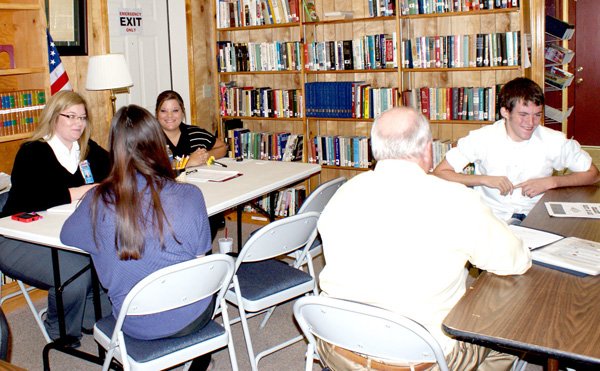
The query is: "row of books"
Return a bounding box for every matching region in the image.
[401,85,502,121]
[304,33,398,71]
[400,0,518,15]
[432,139,453,168]
[402,31,520,69]
[217,41,302,72]
[367,0,396,17]
[305,82,400,119]
[0,90,46,137]
[307,135,372,168]
[219,82,303,118]
[216,0,300,28]
[227,128,304,161]
[246,186,306,218]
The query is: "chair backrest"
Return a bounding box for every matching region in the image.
[298,177,346,214]
[116,255,235,324]
[293,296,449,371]
[237,212,319,265]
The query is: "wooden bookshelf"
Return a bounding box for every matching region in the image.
[0,0,50,173]
[212,0,543,187]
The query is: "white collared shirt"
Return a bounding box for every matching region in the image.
[46,135,81,174]
[445,119,592,221]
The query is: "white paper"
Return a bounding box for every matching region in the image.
[185,168,242,183]
[545,202,600,219]
[532,237,600,276]
[509,225,564,250]
[46,201,78,214]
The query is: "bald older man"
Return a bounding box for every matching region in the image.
[317,107,532,371]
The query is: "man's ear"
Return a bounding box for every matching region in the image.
[500,107,509,119]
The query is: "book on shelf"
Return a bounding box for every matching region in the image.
[545,15,575,41]
[545,66,574,89]
[302,0,319,22]
[544,105,573,123]
[400,0,518,16]
[544,43,574,65]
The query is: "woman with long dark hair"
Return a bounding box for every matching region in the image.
[61,105,213,369]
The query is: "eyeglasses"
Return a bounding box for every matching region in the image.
[59,113,88,123]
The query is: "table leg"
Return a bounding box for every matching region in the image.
[42,251,105,370]
[237,205,243,252]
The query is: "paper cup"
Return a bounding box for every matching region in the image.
[218,237,233,254]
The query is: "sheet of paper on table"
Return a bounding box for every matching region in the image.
[509,224,564,250]
[545,202,600,219]
[185,168,242,183]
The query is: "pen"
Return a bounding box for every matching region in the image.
[207,156,228,167]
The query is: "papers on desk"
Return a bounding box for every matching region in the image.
[46,201,78,214]
[185,168,242,183]
[545,202,600,219]
[509,225,563,250]
[509,225,600,276]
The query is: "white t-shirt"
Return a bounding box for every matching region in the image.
[445,119,592,221]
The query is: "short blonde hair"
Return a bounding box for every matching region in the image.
[29,91,92,161]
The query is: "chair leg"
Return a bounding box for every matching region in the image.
[305,343,315,371]
[16,280,51,343]
[220,300,239,371]
[259,306,276,329]
[0,273,36,305]
[233,279,258,371]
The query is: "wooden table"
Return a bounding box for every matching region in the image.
[443,186,600,370]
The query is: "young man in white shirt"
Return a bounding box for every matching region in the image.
[433,77,600,223]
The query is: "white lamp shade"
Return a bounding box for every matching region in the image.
[86,54,133,91]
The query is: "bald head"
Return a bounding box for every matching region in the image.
[371,107,433,169]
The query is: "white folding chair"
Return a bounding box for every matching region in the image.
[293,296,450,371]
[93,254,238,371]
[291,176,346,272]
[225,211,320,371]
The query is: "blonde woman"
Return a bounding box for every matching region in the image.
[0,91,110,348]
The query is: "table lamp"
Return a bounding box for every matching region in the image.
[85,54,133,114]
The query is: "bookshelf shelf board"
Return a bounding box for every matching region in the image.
[0,67,45,76]
[304,15,396,26]
[221,115,304,121]
[403,66,520,72]
[400,8,518,20]
[430,119,494,125]
[306,68,397,74]
[0,3,40,11]
[217,21,300,32]
[321,165,371,171]
[219,70,301,76]
[0,132,32,143]
[306,117,375,122]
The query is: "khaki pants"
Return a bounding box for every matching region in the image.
[317,339,517,371]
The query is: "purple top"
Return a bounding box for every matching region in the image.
[61,177,212,340]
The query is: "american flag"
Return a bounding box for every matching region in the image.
[47,30,72,95]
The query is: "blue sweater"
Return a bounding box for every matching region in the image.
[60,178,212,340]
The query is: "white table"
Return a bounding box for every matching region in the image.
[0,159,320,369]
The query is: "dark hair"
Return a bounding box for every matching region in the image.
[499,77,544,113]
[92,105,178,260]
[155,90,186,118]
